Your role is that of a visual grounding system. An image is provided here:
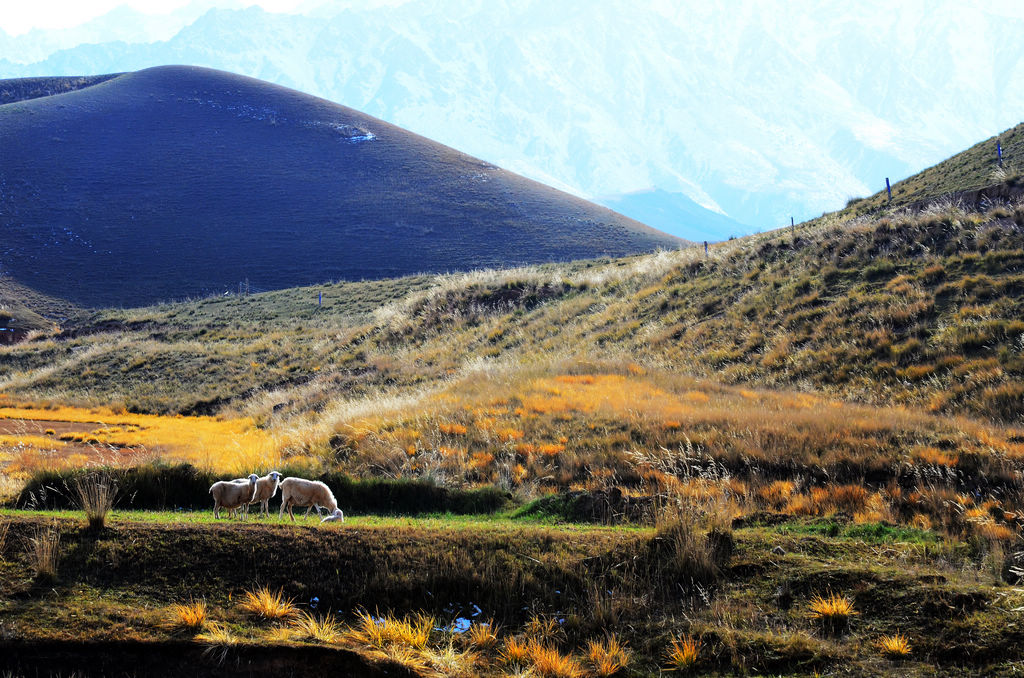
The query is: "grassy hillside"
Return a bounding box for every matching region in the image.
[843,122,1024,215]
[0,66,682,308]
[4,189,1021,424]
[4,131,1024,676]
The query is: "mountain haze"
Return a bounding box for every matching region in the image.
[0,66,682,308]
[3,1,1022,234]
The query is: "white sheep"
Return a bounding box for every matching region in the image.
[236,470,282,518]
[279,477,345,523]
[210,473,259,519]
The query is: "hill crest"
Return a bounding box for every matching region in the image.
[0,66,684,308]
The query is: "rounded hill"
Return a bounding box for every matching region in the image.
[0,66,684,307]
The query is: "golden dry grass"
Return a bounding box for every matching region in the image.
[525,640,584,678]
[165,600,208,632]
[500,636,533,666]
[665,635,701,671]
[878,632,912,658]
[464,619,499,649]
[239,587,298,621]
[289,612,340,643]
[345,611,434,651]
[0,401,279,474]
[584,634,631,676]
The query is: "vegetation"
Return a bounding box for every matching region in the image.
[166,600,208,633]
[240,586,298,621]
[2,129,1024,674]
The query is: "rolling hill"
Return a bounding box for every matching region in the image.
[0,66,683,308]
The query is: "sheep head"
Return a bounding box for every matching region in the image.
[320,509,345,524]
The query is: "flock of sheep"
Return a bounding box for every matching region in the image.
[209,471,345,523]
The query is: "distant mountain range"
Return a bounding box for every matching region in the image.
[0,66,682,308]
[1,0,1022,238]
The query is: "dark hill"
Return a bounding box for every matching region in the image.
[0,66,684,307]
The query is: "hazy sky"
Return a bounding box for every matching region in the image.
[3,0,1022,236]
[1,1,292,34]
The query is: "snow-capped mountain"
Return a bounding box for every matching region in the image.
[2,0,1022,239]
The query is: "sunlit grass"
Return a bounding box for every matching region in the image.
[585,634,631,676]
[289,611,340,643]
[525,640,584,678]
[166,600,208,632]
[344,610,433,650]
[808,592,858,634]
[464,619,498,649]
[878,632,912,658]
[0,403,279,473]
[665,635,701,671]
[239,586,298,621]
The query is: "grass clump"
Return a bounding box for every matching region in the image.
[197,622,240,664]
[345,610,434,650]
[24,524,60,583]
[808,592,858,635]
[584,634,631,676]
[665,635,701,672]
[290,611,340,643]
[72,472,117,530]
[526,640,584,678]
[878,632,912,658]
[464,619,499,649]
[239,586,298,621]
[500,636,533,666]
[166,600,208,633]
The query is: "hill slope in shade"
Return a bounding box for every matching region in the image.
[0,66,683,307]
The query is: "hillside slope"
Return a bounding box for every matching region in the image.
[2,182,1021,426]
[843,122,1024,215]
[0,66,682,308]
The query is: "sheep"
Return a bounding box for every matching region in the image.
[210,473,259,519]
[279,477,345,523]
[236,470,282,518]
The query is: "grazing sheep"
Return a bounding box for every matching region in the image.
[279,477,345,523]
[237,470,282,518]
[210,474,259,519]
